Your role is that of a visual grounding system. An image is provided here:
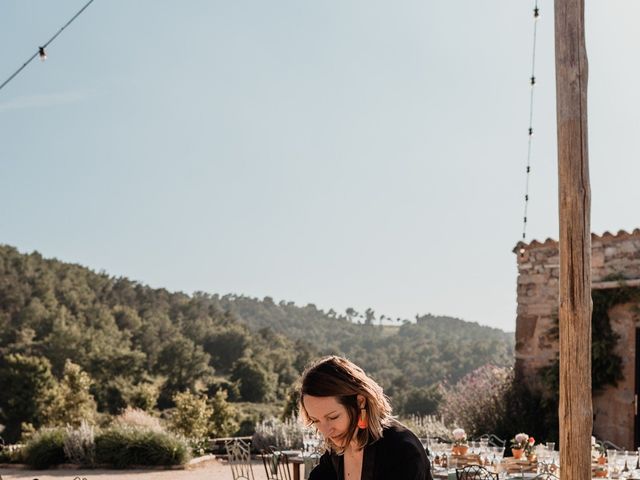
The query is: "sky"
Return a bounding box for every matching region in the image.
[1,1,639,333]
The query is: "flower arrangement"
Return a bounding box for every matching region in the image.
[511,433,529,451]
[452,428,467,447]
[451,428,468,455]
[510,433,533,459]
[525,436,535,455]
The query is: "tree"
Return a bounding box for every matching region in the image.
[203,325,250,372]
[41,359,97,427]
[209,389,238,437]
[0,354,56,442]
[156,336,213,406]
[398,385,442,416]
[169,391,213,440]
[230,357,275,402]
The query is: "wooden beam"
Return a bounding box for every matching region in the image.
[554,0,592,479]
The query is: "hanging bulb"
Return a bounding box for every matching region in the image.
[519,247,526,257]
[39,47,47,61]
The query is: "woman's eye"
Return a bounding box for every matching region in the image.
[328,415,339,421]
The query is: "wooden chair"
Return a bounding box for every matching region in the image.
[225,438,255,480]
[455,465,499,480]
[261,447,292,480]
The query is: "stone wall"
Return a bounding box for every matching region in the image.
[515,229,640,448]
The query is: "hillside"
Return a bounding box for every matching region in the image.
[0,244,514,436]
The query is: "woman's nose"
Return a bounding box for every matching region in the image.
[316,423,329,436]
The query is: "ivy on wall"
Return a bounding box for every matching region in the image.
[540,284,640,393]
[531,284,640,441]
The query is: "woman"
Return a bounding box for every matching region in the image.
[299,355,432,480]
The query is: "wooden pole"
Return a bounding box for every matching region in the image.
[554,0,592,479]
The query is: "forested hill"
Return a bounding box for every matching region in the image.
[0,244,514,417]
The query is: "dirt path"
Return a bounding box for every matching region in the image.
[0,458,270,480]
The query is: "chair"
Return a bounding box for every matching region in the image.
[601,440,623,451]
[261,447,292,480]
[455,465,499,480]
[225,438,255,480]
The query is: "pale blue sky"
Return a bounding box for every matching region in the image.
[1,1,639,332]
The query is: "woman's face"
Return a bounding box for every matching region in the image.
[302,395,351,447]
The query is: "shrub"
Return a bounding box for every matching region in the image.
[22,428,66,469]
[63,420,95,465]
[41,360,97,428]
[251,416,304,451]
[95,427,189,467]
[402,414,451,440]
[233,402,281,436]
[0,444,24,463]
[439,365,512,437]
[209,389,238,438]
[114,407,163,432]
[168,391,213,440]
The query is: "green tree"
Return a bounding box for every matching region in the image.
[398,385,442,416]
[0,354,56,442]
[203,325,250,372]
[209,389,238,437]
[169,391,213,440]
[41,359,97,427]
[230,357,275,402]
[157,337,213,406]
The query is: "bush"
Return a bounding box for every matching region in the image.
[233,402,281,436]
[209,389,238,438]
[0,444,24,464]
[439,365,512,437]
[251,416,303,451]
[22,428,66,469]
[402,414,451,440]
[63,420,95,465]
[168,391,213,440]
[114,407,163,432]
[95,427,189,467]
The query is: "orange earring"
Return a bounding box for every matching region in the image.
[357,408,368,429]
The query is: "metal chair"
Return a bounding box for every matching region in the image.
[261,447,292,480]
[455,465,499,480]
[225,438,255,480]
[601,440,623,451]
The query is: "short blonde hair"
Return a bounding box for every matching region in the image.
[298,356,392,452]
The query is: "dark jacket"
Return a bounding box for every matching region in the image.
[308,420,433,480]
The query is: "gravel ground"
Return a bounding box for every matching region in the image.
[0,458,271,480]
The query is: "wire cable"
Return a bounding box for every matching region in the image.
[0,0,97,94]
[520,0,540,255]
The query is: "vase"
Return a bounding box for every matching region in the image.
[527,453,537,462]
[452,445,468,455]
[512,448,524,459]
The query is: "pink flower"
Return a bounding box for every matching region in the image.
[453,428,466,441]
[515,433,529,444]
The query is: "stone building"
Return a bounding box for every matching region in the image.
[515,229,640,449]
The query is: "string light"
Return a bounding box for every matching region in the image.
[520,0,540,256]
[0,0,96,94]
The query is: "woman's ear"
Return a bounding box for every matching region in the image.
[356,394,366,409]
